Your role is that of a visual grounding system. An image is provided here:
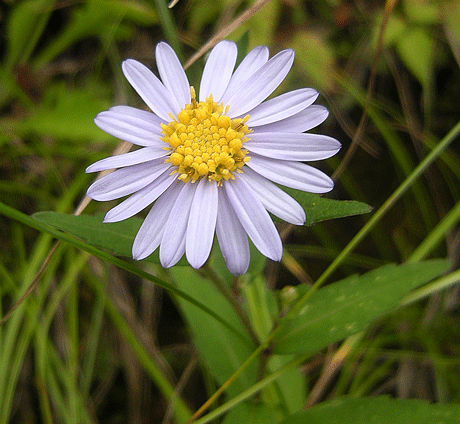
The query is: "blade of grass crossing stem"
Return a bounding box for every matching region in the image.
[192,354,310,424]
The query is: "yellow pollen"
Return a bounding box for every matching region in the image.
[161,86,251,183]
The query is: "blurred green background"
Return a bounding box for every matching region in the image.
[1,0,460,422]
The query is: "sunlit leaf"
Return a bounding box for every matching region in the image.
[5,0,57,69]
[396,27,434,87]
[21,84,111,141]
[290,31,336,91]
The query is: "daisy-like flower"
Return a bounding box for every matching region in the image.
[86,40,341,275]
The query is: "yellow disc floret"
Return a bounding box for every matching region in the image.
[161,87,251,183]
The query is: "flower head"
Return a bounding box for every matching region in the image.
[86,40,341,275]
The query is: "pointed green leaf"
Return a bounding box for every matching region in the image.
[282,189,372,225]
[33,211,139,255]
[280,396,460,424]
[273,260,449,354]
[32,211,179,265]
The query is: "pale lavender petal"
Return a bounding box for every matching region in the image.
[226,49,295,118]
[104,171,176,222]
[246,154,334,193]
[246,88,318,126]
[224,176,282,261]
[122,59,179,121]
[165,236,186,268]
[245,133,341,161]
[199,40,238,103]
[253,105,329,133]
[186,178,218,269]
[156,42,191,108]
[132,182,182,260]
[241,168,305,225]
[216,189,250,275]
[220,46,269,106]
[87,160,170,201]
[94,109,164,147]
[109,105,164,132]
[160,182,197,268]
[86,147,168,173]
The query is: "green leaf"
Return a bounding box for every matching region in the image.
[290,31,336,91]
[32,211,180,265]
[403,0,440,24]
[168,267,258,398]
[396,27,434,87]
[266,354,306,414]
[21,84,111,141]
[32,211,190,265]
[283,189,372,226]
[33,211,139,255]
[443,1,460,50]
[222,402,277,424]
[33,0,158,68]
[5,0,57,69]
[272,260,449,354]
[280,396,460,424]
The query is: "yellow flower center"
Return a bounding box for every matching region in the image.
[161,87,251,183]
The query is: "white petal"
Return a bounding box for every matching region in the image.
[226,49,295,118]
[186,179,218,269]
[165,236,186,268]
[254,105,329,133]
[86,160,170,201]
[216,189,250,275]
[199,40,238,102]
[241,168,305,225]
[104,171,176,222]
[132,182,182,260]
[94,109,163,147]
[155,42,191,108]
[108,105,164,132]
[246,154,334,193]
[122,59,179,121]
[160,182,197,268]
[245,133,341,161]
[224,176,282,261]
[86,147,168,173]
[220,46,269,106]
[246,88,318,126]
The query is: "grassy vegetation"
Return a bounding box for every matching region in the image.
[1,0,460,423]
